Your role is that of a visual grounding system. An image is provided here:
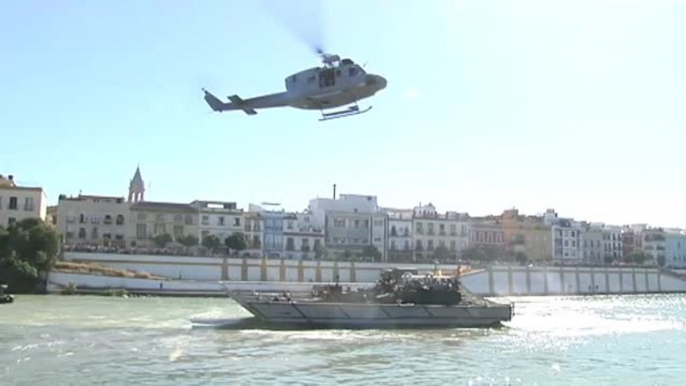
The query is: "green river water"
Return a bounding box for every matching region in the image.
[1,294,684,385]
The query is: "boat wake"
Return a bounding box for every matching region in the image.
[189,317,261,329]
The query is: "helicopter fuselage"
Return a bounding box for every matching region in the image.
[285,61,387,110]
[203,57,386,118]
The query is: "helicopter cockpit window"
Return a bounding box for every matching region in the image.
[349,67,359,77]
[341,59,353,65]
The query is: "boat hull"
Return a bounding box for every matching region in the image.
[232,295,513,329]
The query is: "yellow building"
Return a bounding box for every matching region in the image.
[498,209,552,262]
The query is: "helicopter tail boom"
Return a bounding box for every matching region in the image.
[202,89,257,115]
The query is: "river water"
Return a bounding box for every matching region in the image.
[1,295,684,385]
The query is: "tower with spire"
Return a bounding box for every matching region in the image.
[128,166,145,203]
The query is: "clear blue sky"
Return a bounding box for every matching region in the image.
[1,0,685,227]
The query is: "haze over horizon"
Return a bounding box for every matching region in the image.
[2,0,685,228]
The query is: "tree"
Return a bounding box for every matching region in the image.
[623,252,646,265]
[0,219,60,293]
[514,251,528,265]
[152,233,173,248]
[201,235,222,255]
[176,234,199,249]
[433,246,451,262]
[314,242,327,260]
[225,232,248,255]
[361,245,381,261]
[461,247,487,262]
[657,255,666,267]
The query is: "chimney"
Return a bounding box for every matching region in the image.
[333,184,337,200]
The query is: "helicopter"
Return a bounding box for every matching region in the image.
[203,52,387,121]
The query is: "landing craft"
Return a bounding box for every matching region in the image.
[203,53,387,121]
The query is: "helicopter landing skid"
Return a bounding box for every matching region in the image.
[319,104,372,121]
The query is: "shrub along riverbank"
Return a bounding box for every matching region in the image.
[0,218,59,293]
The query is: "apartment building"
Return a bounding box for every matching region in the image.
[0,174,47,227]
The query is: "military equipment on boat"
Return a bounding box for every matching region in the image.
[232,268,513,328]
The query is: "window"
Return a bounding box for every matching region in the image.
[104,215,113,225]
[24,197,34,211]
[174,214,183,223]
[173,225,184,238]
[373,219,383,227]
[155,214,165,222]
[349,67,358,76]
[184,215,193,225]
[136,224,147,239]
[390,240,396,250]
[79,228,87,239]
[415,240,423,251]
[234,217,241,226]
[66,231,74,239]
[363,220,369,228]
[202,216,209,225]
[91,215,100,224]
[91,227,99,239]
[154,223,166,235]
[450,240,456,251]
[314,239,322,249]
[67,215,75,223]
[287,221,294,230]
[115,234,124,240]
[428,240,435,251]
[354,220,360,228]
[564,240,569,247]
[103,233,111,240]
[334,218,346,227]
[137,213,147,221]
[450,224,457,235]
[404,240,410,250]
[218,216,225,226]
[116,215,125,225]
[428,223,435,235]
[8,217,16,226]
[439,224,445,234]
[286,237,295,251]
[9,197,17,210]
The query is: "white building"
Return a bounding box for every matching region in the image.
[0,174,47,227]
[282,212,325,260]
[385,208,413,262]
[665,230,686,268]
[582,224,623,264]
[412,204,469,262]
[57,194,129,247]
[551,219,583,264]
[309,194,387,261]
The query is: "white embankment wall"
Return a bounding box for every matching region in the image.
[52,252,686,296]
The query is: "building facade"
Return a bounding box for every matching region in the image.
[282,212,325,260]
[665,230,686,268]
[128,201,199,248]
[498,209,552,262]
[413,204,469,262]
[0,175,47,228]
[386,209,413,262]
[310,194,387,261]
[57,194,129,247]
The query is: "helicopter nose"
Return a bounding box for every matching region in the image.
[365,74,387,90]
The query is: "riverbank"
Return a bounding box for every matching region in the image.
[53,252,686,296]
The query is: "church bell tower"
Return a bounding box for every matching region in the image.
[128,166,145,203]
